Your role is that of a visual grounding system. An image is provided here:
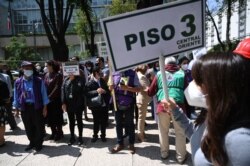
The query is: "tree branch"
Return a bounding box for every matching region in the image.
[206,2,225,51]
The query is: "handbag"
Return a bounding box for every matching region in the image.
[88,94,104,108]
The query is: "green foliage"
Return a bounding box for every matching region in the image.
[78,50,91,60]
[74,10,92,45]
[108,0,136,16]
[208,39,241,53]
[5,35,41,69]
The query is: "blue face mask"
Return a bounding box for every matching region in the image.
[23,70,33,77]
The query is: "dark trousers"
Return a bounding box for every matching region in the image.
[47,99,63,136]
[115,106,135,145]
[67,109,83,138]
[91,106,108,138]
[6,103,17,129]
[21,104,44,147]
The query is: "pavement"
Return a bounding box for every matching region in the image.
[0,109,192,166]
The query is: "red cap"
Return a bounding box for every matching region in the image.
[233,38,250,59]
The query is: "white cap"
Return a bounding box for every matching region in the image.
[164,57,176,65]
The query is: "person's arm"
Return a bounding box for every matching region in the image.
[13,81,20,109]
[86,81,99,97]
[6,75,13,98]
[147,76,158,97]
[162,98,195,140]
[40,80,49,117]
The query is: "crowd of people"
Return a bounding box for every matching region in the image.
[0,37,250,165]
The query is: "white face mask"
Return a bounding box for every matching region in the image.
[23,70,33,77]
[36,66,41,71]
[181,64,188,71]
[87,67,91,71]
[184,81,207,108]
[43,67,48,73]
[155,67,160,71]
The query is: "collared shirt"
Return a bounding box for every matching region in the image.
[0,73,13,97]
[13,76,49,109]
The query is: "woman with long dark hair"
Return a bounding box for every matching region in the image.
[163,38,250,166]
[44,60,64,141]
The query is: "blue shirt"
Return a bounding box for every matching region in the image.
[13,76,50,109]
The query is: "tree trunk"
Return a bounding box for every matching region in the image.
[206,3,226,51]
[226,0,232,51]
[51,38,69,62]
[80,1,95,57]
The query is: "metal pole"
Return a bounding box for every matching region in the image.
[33,23,37,55]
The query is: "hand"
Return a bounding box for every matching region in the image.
[43,107,47,117]
[109,85,114,91]
[161,98,178,112]
[14,109,20,118]
[97,88,105,94]
[120,85,128,91]
[62,104,67,112]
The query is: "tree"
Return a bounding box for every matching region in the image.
[206,2,226,51]
[207,0,247,51]
[108,0,136,16]
[5,35,41,69]
[35,0,75,61]
[75,0,96,57]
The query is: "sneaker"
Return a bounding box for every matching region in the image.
[25,144,34,151]
[35,145,43,152]
[101,137,107,142]
[176,155,187,164]
[109,144,124,154]
[161,152,169,160]
[128,144,136,154]
[91,137,98,143]
[78,137,83,146]
[0,143,6,147]
[68,137,76,146]
[54,133,64,141]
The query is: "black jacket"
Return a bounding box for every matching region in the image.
[62,76,85,111]
[85,77,110,108]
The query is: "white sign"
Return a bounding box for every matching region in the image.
[97,41,108,58]
[62,62,80,76]
[101,0,205,71]
[192,47,207,60]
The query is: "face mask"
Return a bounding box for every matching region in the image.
[87,67,91,71]
[181,64,188,71]
[155,67,160,71]
[23,70,33,77]
[184,81,207,108]
[36,66,41,71]
[43,67,48,73]
[105,64,108,68]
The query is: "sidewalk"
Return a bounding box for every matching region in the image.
[0,110,192,166]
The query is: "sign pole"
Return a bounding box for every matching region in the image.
[159,55,169,100]
[108,60,118,111]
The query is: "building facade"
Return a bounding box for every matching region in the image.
[0,0,111,61]
[206,0,250,49]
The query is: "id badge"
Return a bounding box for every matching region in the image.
[25,89,33,100]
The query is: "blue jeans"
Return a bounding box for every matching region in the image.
[114,106,135,145]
